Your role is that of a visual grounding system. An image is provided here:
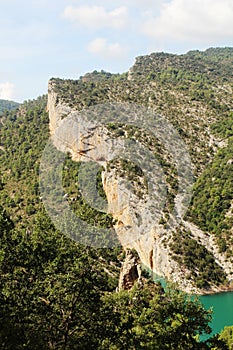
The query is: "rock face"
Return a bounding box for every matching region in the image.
[47,66,233,294]
[118,249,141,291]
[47,83,190,289]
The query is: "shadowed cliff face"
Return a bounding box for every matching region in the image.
[46,54,233,294]
[48,86,169,271]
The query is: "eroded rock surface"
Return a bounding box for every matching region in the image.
[47,75,233,294]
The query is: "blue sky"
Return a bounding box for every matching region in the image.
[0,0,232,102]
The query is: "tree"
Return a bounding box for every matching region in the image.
[219,326,233,350]
[0,209,110,349]
[0,207,230,349]
[99,284,218,350]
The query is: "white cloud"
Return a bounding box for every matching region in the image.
[0,82,15,100]
[87,38,127,59]
[63,5,128,29]
[143,0,233,43]
[88,0,160,10]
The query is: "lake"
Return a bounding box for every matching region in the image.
[200,291,233,337]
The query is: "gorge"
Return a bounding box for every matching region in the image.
[45,47,233,295]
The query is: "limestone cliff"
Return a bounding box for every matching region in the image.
[47,50,233,294]
[47,81,195,293]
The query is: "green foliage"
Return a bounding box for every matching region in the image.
[211,112,233,139]
[0,208,116,349]
[0,96,49,229]
[98,285,217,350]
[170,229,227,288]
[0,99,19,116]
[0,208,220,349]
[219,326,233,349]
[188,138,233,251]
[62,156,115,228]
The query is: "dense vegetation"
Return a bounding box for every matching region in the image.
[170,229,227,289]
[0,96,49,229]
[0,206,228,349]
[219,326,233,350]
[62,156,115,228]
[187,137,233,254]
[0,99,19,115]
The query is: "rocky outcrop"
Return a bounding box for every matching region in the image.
[47,76,233,295]
[48,81,72,133]
[118,249,141,291]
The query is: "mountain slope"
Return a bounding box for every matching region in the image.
[0,99,20,116]
[2,49,233,349]
[0,48,233,294]
[48,47,233,293]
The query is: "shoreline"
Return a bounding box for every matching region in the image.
[198,286,233,297]
[143,265,233,296]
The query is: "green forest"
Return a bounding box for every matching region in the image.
[0,99,19,115]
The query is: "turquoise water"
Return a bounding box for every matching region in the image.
[147,268,233,336]
[200,291,233,336]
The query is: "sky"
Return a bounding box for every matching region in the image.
[0,0,232,102]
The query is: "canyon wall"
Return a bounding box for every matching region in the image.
[47,79,233,294]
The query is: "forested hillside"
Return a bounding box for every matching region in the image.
[0,47,233,349]
[0,99,19,115]
[49,47,233,292]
